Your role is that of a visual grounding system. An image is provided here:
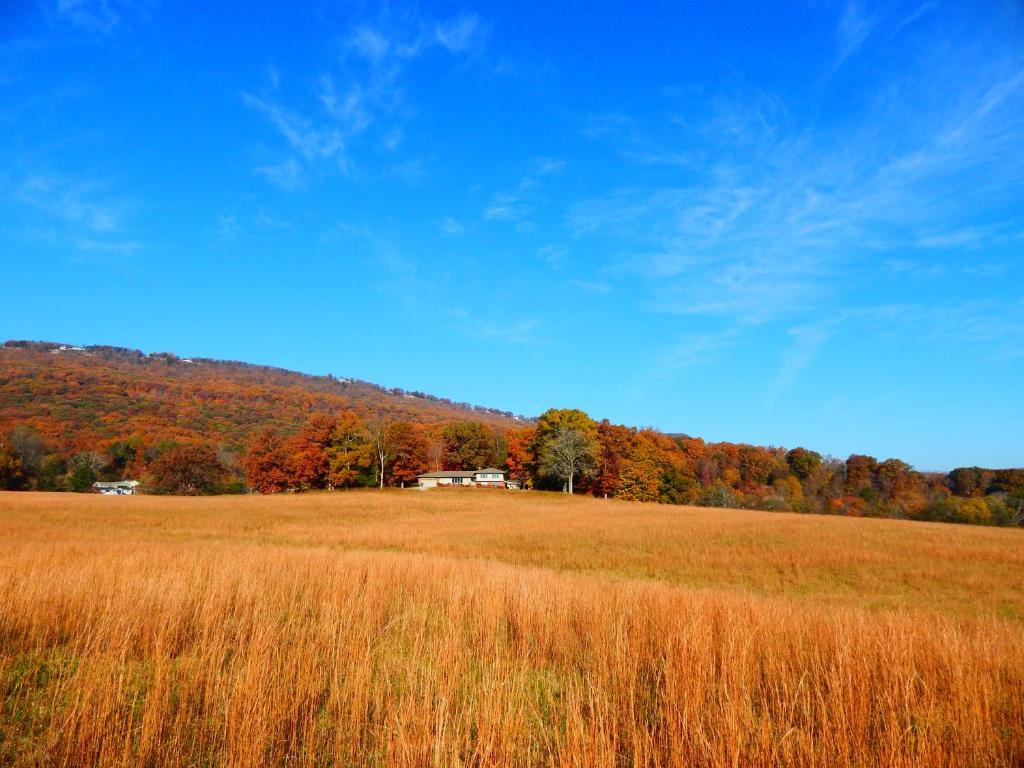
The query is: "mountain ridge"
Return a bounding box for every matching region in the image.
[0,340,530,452]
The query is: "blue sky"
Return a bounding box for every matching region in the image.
[1,1,1022,470]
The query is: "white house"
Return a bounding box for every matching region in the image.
[472,468,506,487]
[417,468,506,488]
[92,480,141,495]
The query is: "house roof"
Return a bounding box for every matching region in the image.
[92,480,140,488]
[417,468,506,479]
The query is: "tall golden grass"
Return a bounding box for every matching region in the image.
[1,490,1022,766]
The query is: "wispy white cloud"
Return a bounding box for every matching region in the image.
[347,26,394,64]
[581,111,692,168]
[910,299,1024,361]
[481,157,566,231]
[835,1,882,67]
[52,0,149,34]
[535,157,566,175]
[537,243,567,267]
[215,213,241,241]
[317,75,374,136]
[483,196,528,222]
[882,259,945,279]
[388,156,427,183]
[669,85,788,148]
[14,173,124,232]
[766,322,835,406]
[210,207,290,242]
[7,172,143,256]
[242,93,348,185]
[569,278,611,294]
[832,0,945,72]
[475,318,541,345]
[963,261,1011,279]
[73,237,142,254]
[654,328,741,374]
[434,14,485,54]
[808,298,1024,369]
[862,299,1024,360]
[245,11,486,190]
[891,0,942,37]
[569,26,1024,326]
[319,220,419,305]
[251,158,304,191]
[915,225,997,249]
[650,291,1024,399]
[439,217,465,235]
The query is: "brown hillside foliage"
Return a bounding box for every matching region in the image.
[0,342,522,453]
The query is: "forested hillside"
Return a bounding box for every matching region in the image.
[1,340,1021,527]
[0,341,524,451]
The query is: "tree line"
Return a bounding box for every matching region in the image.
[1,407,1021,527]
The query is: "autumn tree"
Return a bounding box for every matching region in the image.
[492,430,508,468]
[244,429,292,493]
[535,408,598,444]
[68,451,106,492]
[442,421,494,470]
[367,416,393,489]
[503,427,537,488]
[326,411,371,488]
[286,413,335,489]
[149,444,226,495]
[948,467,995,497]
[595,420,635,498]
[677,436,706,470]
[7,425,47,484]
[616,434,661,502]
[104,437,142,477]
[949,497,993,525]
[0,443,24,490]
[710,443,742,485]
[1004,490,1024,526]
[37,454,67,491]
[991,469,1024,497]
[700,481,738,508]
[845,455,878,497]
[876,458,925,515]
[785,447,822,481]
[738,445,777,487]
[659,467,699,505]
[803,457,845,509]
[389,422,430,487]
[539,425,598,494]
[774,475,804,504]
[534,409,599,492]
[424,427,445,473]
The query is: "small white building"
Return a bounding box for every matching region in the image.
[92,480,141,495]
[417,468,506,488]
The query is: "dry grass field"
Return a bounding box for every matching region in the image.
[1,489,1022,767]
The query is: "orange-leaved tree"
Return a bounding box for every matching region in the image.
[244,429,292,493]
